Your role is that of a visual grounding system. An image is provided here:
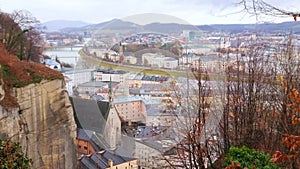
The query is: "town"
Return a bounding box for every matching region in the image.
[41,20,300,168]
[1,4,300,168]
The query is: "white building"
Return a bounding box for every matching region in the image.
[93,69,129,83]
[63,69,95,95]
[124,56,137,64]
[142,53,164,66]
[142,53,178,69]
[77,81,108,98]
[163,57,178,69]
[44,59,61,70]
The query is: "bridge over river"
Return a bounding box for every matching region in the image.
[43,46,82,65]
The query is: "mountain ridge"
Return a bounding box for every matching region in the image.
[42,20,91,32]
[42,19,300,34]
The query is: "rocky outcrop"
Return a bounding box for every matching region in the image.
[0,79,77,168]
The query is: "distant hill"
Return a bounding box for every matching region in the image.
[61,19,199,34]
[199,22,300,33]
[42,20,91,32]
[143,22,197,34]
[47,19,300,34]
[60,19,142,34]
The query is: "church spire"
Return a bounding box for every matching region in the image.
[109,75,113,107]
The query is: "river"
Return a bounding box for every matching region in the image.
[43,46,82,66]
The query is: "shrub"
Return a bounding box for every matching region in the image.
[224,146,279,169]
[0,139,32,168]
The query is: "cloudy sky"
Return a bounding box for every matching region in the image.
[0,0,299,25]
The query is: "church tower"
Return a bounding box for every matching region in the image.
[109,75,114,108]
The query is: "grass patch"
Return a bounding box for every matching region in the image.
[1,65,10,80]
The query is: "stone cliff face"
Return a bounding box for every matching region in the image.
[0,79,77,168]
[0,45,77,168]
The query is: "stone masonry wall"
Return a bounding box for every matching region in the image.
[0,79,77,169]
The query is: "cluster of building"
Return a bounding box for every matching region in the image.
[41,27,300,168]
[84,31,294,74]
[122,33,175,46]
[61,67,185,168]
[41,32,84,47]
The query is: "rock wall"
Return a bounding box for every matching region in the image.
[0,79,77,169]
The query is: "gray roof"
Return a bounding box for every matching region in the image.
[80,150,136,169]
[123,52,133,56]
[164,57,177,61]
[70,97,109,134]
[80,157,97,169]
[129,88,151,95]
[135,126,168,138]
[44,59,60,66]
[63,68,95,75]
[95,68,127,74]
[146,105,164,116]
[78,81,108,88]
[146,105,179,116]
[77,128,94,141]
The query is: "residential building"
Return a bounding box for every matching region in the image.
[112,96,147,123]
[163,57,178,69]
[94,69,129,83]
[129,88,151,100]
[78,150,138,169]
[76,129,96,156]
[146,105,178,126]
[44,58,61,70]
[76,81,108,98]
[63,69,95,95]
[71,97,121,150]
[142,53,164,66]
[76,129,138,169]
[124,56,137,64]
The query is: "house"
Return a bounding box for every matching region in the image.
[108,96,147,123]
[78,149,138,169]
[95,82,119,100]
[63,69,95,87]
[133,132,177,168]
[71,97,138,169]
[142,53,164,66]
[124,56,137,64]
[76,129,138,169]
[163,57,178,69]
[76,81,108,98]
[63,69,95,95]
[146,105,178,126]
[76,129,96,156]
[129,88,151,100]
[70,97,121,150]
[94,69,129,83]
[44,58,61,70]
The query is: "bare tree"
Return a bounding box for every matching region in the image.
[0,10,43,61]
[155,59,223,168]
[238,0,300,21]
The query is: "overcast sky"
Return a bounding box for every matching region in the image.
[0,0,299,25]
